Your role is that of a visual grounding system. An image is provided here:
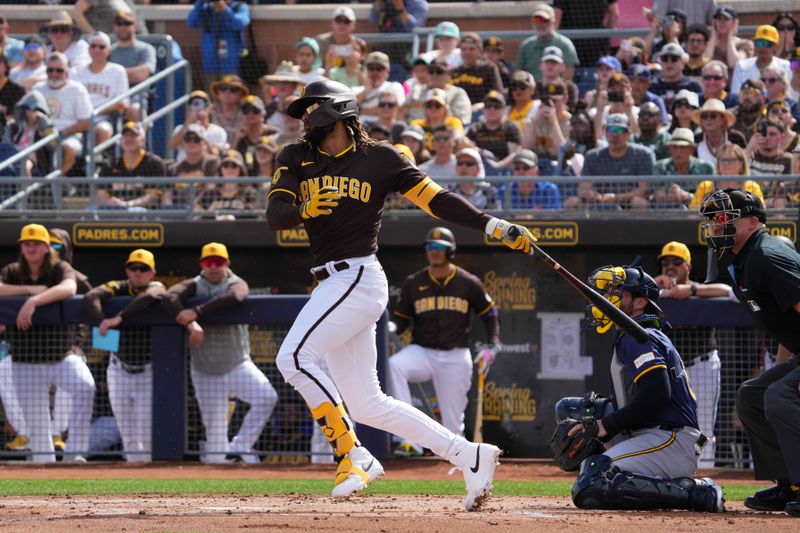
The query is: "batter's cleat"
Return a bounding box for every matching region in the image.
[52,435,65,452]
[5,435,30,451]
[785,495,800,517]
[331,446,384,498]
[393,441,423,458]
[698,477,726,513]
[449,442,501,511]
[745,484,792,512]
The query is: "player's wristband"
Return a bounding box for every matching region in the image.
[485,217,508,239]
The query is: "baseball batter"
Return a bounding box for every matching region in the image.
[553,265,724,512]
[390,226,499,457]
[84,249,165,462]
[163,243,278,464]
[266,79,536,510]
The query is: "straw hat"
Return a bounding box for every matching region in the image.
[260,61,304,85]
[691,98,735,127]
[210,75,250,98]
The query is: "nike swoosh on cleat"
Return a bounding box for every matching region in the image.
[470,445,480,473]
[364,459,374,472]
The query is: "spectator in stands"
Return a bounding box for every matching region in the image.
[731,79,766,144]
[773,12,799,61]
[364,90,407,143]
[467,90,520,165]
[400,57,430,122]
[449,147,499,209]
[109,11,155,121]
[565,113,653,210]
[356,51,405,118]
[649,0,714,27]
[552,0,618,67]
[209,75,248,143]
[399,124,430,166]
[668,89,700,134]
[200,149,255,219]
[423,59,471,126]
[536,46,579,112]
[650,43,702,110]
[632,101,670,160]
[507,70,537,136]
[517,3,579,82]
[231,95,273,163]
[369,0,429,33]
[593,72,640,142]
[629,63,668,124]
[522,80,571,174]
[0,14,23,67]
[706,6,752,72]
[558,103,600,176]
[700,60,738,108]
[768,100,799,153]
[268,95,304,150]
[10,36,47,92]
[187,0,250,85]
[251,135,276,179]
[3,91,55,177]
[450,32,503,110]
[644,8,686,57]
[34,52,91,176]
[418,124,456,179]
[760,67,799,123]
[652,128,714,207]
[0,53,25,120]
[42,11,89,71]
[315,6,367,76]
[788,49,800,101]
[368,123,391,142]
[615,37,649,73]
[689,143,764,209]
[730,25,791,96]
[73,31,129,148]
[410,88,463,154]
[421,21,462,69]
[165,124,220,208]
[747,117,793,177]
[483,36,513,91]
[293,37,327,86]
[99,122,166,209]
[327,48,365,89]
[693,98,744,167]
[583,55,621,112]
[72,0,137,35]
[683,24,711,83]
[170,90,227,160]
[260,61,304,131]
[501,149,561,209]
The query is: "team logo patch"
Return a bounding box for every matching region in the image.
[633,352,656,369]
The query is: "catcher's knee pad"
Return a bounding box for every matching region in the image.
[555,395,613,422]
[310,402,359,457]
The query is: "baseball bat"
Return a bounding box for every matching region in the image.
[473,358,485,443]
[508,227,650,344]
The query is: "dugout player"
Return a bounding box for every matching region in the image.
[84,249,165,462]
[0,224,95,463]
[266,79,536,510]
[163,243,278,464]
[389,227,499,457]
[554,265,724,512]
[700,189,800,517]
[654,241,732,468]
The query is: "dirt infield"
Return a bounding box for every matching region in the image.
[0,461,791,532]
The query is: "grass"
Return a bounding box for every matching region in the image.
[0,478,760,501]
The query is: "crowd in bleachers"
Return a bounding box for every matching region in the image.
[1,2,799,215]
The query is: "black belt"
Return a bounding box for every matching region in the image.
[657,424,708,447]
[312,261,350,282]
[112,355,148,375]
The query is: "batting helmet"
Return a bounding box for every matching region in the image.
[586,265,663,334]
[425,227,456,259]
[287,80,359,127]
[699,188,766,256]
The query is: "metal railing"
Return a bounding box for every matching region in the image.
[0,132,64,211]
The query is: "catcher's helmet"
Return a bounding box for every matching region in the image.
[586,265,663,334]
[425,227,456,259]
[699,188,766,256]
[287,80,359,127]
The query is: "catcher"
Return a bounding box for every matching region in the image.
[550,265,725,512]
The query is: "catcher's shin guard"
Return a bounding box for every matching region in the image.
[572,455,724,512]
[310,402,359,457]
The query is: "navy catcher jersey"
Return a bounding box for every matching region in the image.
[610,320,699,431]
[394,266,495,349]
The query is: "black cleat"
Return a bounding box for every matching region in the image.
[744,484,789,512]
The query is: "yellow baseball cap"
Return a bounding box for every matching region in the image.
[18,224,50,244]
[754,25,779,45]
[657,241,691,263]
[126,249,155,270]
[200,242,229,261]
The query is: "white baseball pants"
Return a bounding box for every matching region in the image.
[686,349,721,468]
[107,355,153,462]
[0,355,28,436]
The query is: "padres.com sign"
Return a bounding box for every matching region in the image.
[73,223,164,247]
[483,221,579,247]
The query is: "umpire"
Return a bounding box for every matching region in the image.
[700,189,800,517]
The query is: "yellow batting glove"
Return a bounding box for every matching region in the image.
[300,186,341,220]
[485,217,537,254]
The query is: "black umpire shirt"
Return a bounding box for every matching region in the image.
[729,229,800,354]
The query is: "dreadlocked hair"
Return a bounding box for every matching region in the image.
[346,116,381,152]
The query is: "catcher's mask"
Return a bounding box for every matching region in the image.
[287,80,359,127]
[699,188,766,257]
[586,265,663,334]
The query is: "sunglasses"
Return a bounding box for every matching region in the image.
[50,243,63,251]
[378,101,397,108]
[700,112,720,120]
[754,39,774,48]
[674,101,694,109]
[126,263,151,273]
[703,75,724,81]
[776,24,795,31]
[221,161,241,169]
[49,25,72,33]
[115,20,134,26]
[367,65,386,72]
[334,16,352,24]
[513,164,532,171]
[456,160,478,167]
[484,103,504,110]
[638,112,660,118]
[23,43,42,51]
[46,67,65,74]
[241,105,262,114]
[219,86,242,93]
[425,242,447,252]
[660,55,681,63]
[184,134,203,143]
[425,102,444,109]
[660,257,685,267]
[201,257,227,268]
[190,99,209,109]
[428,68,447,75]
[606,126,628,135]
[718,157,742,165]
[761,77,780,84]
[769,106,790,114]
[433,135,451,142]
[532,16,550,24]
[510,84,529,91]
[89,43,107,49]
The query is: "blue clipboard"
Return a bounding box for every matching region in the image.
[92,327,120,352]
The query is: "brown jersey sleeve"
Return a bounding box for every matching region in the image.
[84,281,116,325]
[162,278,198,316]
[266,145,304,230]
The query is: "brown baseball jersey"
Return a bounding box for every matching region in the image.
[394,266,495,349]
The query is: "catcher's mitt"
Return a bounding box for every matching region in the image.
[550,418,605,472]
